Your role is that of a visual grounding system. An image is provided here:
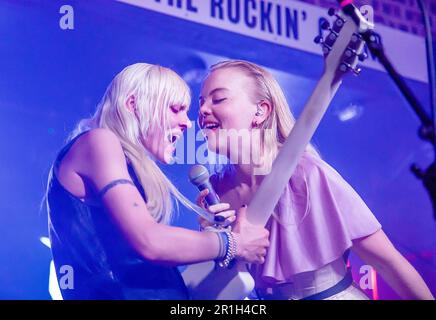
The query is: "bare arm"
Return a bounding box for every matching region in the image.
[77,129,221,266]
[75,129,268,267]
[352,229,434,300]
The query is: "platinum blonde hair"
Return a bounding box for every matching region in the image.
[71,63,197,224]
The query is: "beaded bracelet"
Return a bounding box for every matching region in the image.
[218,230,236,268]
[205,228,237,266]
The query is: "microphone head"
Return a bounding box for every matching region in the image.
[188,165,210,186]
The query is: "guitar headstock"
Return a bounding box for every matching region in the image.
[314,8,367,82]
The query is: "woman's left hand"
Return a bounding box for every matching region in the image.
[197,189,236,229]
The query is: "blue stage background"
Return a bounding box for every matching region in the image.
[0,0,435,299]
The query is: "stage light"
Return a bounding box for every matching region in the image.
[335,103,363,122]
[39,236,51,248]
[49,260,63,300]
[371,268,379,300]
[40,236,63,299]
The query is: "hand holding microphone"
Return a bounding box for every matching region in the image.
[197,189,236,228]
[189,165,269,264]
[189,165,236,228]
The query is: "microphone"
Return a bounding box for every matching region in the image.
[188,165,224,223]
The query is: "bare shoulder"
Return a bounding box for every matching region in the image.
[78,128,122,151]
[72,128,129,180]
[76,128,123,158]
[55,128,127,199]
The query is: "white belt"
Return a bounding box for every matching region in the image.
[257,257,349,300]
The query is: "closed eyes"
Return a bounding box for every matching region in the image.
[198,95,227,106]
[212,98,227,104]
[171,105,188,113]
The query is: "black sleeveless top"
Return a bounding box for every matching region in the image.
[47,132,189,299]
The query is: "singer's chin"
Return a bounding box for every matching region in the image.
[206,135,229,157]
[210,145,230,161]
[204,138,219,154]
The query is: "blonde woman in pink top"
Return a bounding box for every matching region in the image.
[197,60,433,300]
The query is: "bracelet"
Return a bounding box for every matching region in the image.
[220,231,229,259]
[205,228,237,266]
[216,231,228,259]
[218,230,236,268]
[205,228,227,260]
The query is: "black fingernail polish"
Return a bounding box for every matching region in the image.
[241,204,247,208]
[214,215,225,222]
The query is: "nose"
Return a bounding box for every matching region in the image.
[199,100,212,117]
[180,112,192,130]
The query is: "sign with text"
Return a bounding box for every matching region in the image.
[118,0,428,83]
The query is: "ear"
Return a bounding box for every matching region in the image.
[125,95,137,114]
[252,100,272,127]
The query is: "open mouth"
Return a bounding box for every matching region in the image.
[168,133,181,146]
[202,121,221,131]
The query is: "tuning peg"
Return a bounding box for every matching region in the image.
[328,33,338,42]
[352,67,362,76]
[328,8,336,16]
[351,32,363,43]
[321,20,330,30]
[339,63,349,73]
[327,7,345,26]
[313,35,331,55]
[339,62,362,76]
[322,44,331,55]
[313,35,323,44]
[345,47,362,58]
[344,48,356,58]
[358,52,368,61]
[320,20,339,39]
[344,48,368,64]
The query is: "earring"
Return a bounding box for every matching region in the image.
[255,105,264,116]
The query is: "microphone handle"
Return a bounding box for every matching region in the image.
[198,182,220,206]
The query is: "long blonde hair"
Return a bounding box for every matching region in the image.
[209,60,319,225]
[209,60,319,174]
[71,63,197,224]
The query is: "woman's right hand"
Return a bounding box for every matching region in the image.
[232,205,270,264]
